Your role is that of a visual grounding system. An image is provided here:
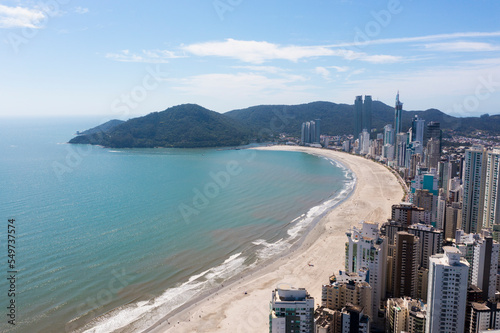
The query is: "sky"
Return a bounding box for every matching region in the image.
[1,0,500,119]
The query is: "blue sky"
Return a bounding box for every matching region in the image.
[1,0,500,118]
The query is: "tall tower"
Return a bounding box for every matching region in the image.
[462,146,486,233]
[354,96,363,138]
[411,115,425,144]
[362,95,372,135]
[426,247,469,333]
[394,91,403,134]
[483,148,500,229]
[345,221,387,322]
[391,232,420,299]
[314,119,321,144]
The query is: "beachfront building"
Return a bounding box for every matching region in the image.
[345,221,387,324]
[354,95,372,139]
[301,119,321,145]
[321,270,372,319]
[426,246,469,333]
[269,287,314,333]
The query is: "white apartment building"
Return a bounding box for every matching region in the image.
[426,246,469,333]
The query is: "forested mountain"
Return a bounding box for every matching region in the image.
[69,101,500,148]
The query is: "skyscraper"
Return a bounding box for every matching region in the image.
[391,232,420,299]
[482,148,500,229]
[345,221,387,321]
[424,121,442,147]
[362,95,372,136]
[394,91,403,134]
[471,235,499,301]
[426,247,469,333]
[411,115,425,144]
[384,124,394,145]
[354,95,363,138]
[301,120,321,144]
[353,95,372,138]
[462,146,486,233]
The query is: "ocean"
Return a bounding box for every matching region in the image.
[0,117,355,333]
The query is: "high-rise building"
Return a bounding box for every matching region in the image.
[360,129,370,155]
[462,146,487,233]
[395,132,408,167]
[392,232,420,298]
[445,203,461,241]
[424,121,442,147]
[353,95,372,138]
[425,138,441,170]
[469,301,500,333]
[386,297,426,333]
[384,124,394,145]
[345,221,387,322]
[362,95,372,136]
[301,120,321,145]
[354,95,363,139]
[482,148,500,229]
[321,270,372,319]
[314,304,371,333]
[471,235,499,301]
[408,223,443,270]
[269,287,314,333]
[394,91,403,134]
[411,115,425,146]
[391,203,426,226]
[426,247,469,333]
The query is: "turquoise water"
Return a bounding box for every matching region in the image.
[0,118,353,333]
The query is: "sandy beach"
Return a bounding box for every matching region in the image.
[145,146,403,333]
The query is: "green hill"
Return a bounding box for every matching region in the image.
[69,104,251,148]
[70,101,500,148]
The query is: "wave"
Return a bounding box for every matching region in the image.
[81,253,246,333]
[78,153,356,333]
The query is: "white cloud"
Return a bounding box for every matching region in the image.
[0,4,45,29]
[182,38,402,64]
[106,49,182,63]
[182,38,337,64]
[74,7,89,15]
[315,66,331,80]
[424,41,500,52]
[328,31,500,48]
[231,65,285,74]
[329,66,349,72]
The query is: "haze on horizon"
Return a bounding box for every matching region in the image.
[1,0,500,119]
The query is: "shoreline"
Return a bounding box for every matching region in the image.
[132,145,403,333]
[76,146,352,333]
